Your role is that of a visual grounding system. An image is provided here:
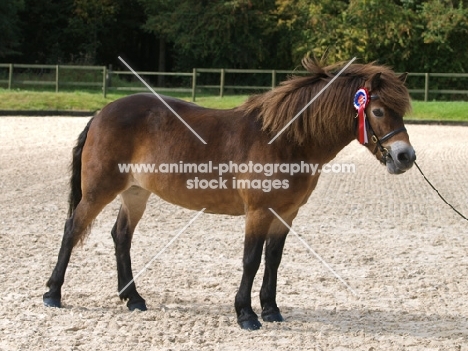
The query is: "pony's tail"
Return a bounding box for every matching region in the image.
[68,117,95,218]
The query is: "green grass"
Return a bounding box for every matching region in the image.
[0,89,249,111]
[407,101,468,121]
[0,90,123,111]
[0,89,467,121]
[191,95,249,109]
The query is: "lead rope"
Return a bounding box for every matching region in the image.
[414,161,468,222]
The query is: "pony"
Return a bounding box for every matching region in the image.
[43,58,415,330]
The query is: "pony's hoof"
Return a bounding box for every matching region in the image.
[238,319,262,330]
[262,311,284,323]
[127,301,147,311]
[43,296,61,308]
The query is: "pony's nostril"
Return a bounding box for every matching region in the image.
[397,151,415,164]
[397,152,410,163]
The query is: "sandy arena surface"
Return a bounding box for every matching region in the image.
[0,116,467,350]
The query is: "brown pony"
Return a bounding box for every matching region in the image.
[43,58,415,330]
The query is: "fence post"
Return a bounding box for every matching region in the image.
[424,73,429,102]
[55,65,59,92]
[192,68,197,102]
[102,66,108,98]
[8,64,13,90]
[271,69,276,90]
[220,69,225,98]
[105,64,113,97]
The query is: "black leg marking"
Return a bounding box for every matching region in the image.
[235,235,265,330]
[111,207,147,311]
[43,218,78,308]
[260,233,288,323]
[112,187,150,311]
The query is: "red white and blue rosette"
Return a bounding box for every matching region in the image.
[353,88,369,144]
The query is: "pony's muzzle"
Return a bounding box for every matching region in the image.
[386,141,416,174]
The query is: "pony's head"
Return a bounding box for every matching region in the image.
[241,58,416,174]
[358,70,415,174]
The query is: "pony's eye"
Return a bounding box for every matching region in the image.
[372,108,384,117]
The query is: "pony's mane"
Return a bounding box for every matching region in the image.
[238,58,411,145]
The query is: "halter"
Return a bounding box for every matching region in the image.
[353,88,407,164]
[367,118,407,164]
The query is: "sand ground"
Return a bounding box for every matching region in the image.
[0,117,467,350]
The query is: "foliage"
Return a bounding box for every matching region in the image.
[411,0,468,72]
[66,0,119,64]
[0,0,24,58]
[139,0,284,70]
[15,0,74,63]
[280,0,468,72]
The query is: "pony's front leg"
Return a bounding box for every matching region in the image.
[260,232,288,323]
[235,233,265,330]
[235,209,278,330]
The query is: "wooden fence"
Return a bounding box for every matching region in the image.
[0,64,106,92]
[1,63,467,101]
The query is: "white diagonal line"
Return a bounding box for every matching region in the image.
[118,56,207,145]
[268,207,358,296]
[268,57,357,144]
[118,208,206,296]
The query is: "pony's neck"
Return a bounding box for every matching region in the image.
[300,115,357,164]
[239,70,362,161]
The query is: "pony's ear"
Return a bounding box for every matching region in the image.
[365,72,382,91]
[398,72,408,83]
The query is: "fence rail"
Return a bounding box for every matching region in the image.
[0,63,467,101]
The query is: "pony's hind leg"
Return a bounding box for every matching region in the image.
[111,186,151,311]
[43,192,116,308]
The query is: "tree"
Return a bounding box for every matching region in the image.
[8,0,150,67]
[411,0,468,72]
[66,0,119,64]
[281,0,468,73]
[0,0,24,58]
[3,0,467,77]
[284,0,413,69]
[13,0,74,63]
[139,0,286,70]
